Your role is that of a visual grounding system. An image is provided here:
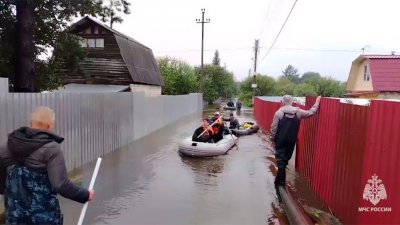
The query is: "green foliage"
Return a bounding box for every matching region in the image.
[204,78,219,104]
[212,50,220,66]
[102,0,131,28]
[196,64,239,104]
[294,83,317,96]
[53,33,87,74]
[275,77,295,96]
[281,64,300,84]
[158,55,238,103]
[300,71,321,83]
[238,66,346,106]
[240,74,276,96]
[240,74,276,106]
[309,76,346,97]
[36,59,62,91]
[37,33,87,91]
[158,57,199,95]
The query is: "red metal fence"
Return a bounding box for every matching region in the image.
[254,96,400,224]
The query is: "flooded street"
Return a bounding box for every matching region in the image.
[61,107,289,225]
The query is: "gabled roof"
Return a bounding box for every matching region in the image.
[57,84,129,93]
[67,16,148,49]
[348,55,400,92]
[67,17,164,86]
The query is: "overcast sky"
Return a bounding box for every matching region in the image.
[110,0,400,82]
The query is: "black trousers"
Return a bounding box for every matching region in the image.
[274,141,296,186]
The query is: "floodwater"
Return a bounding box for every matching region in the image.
[61,106,290,225]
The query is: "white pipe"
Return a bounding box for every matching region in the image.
[77,157,102,225]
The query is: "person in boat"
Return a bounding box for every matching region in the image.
[211,117,225,143]
[210,111,221,124]
[227,100,235,107]
[270,95,321,187]
[223,113,239,129]
[236,100,242,110]
[192,118,214,143]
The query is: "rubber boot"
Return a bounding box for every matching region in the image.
[274,168,286,187]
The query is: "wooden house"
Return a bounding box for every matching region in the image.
[59,16,163,96]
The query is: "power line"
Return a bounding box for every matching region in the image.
[266,47,361,53]
[259,0,299,64]
[154,47,362,54]
[154,47,250,53]
[258,0,274,38]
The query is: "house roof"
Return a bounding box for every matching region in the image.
[350,55,400,92]
[57,83,130,93]
[67,17,164,86]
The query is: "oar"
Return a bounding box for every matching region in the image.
[197,116,223,139]
[77,157,102,225]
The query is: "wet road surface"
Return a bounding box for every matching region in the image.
[61,107,289,225]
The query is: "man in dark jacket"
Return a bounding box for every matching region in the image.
[224,113,239,129]
[270,95,321,187]
[236,100,242,111]
[0,106,95,225]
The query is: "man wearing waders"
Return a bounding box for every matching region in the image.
[270,95,321,187]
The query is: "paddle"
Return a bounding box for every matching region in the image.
[197,115,223,139]
[77,157,102,225]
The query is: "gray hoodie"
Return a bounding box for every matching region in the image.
[270,101,320,141]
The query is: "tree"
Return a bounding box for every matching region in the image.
[307,76,345,97]
[212,50,220,66]
[281,65,300,84]
[294,83,317,96]
[193,64,238,103]
[102,0,131,28]
[203,78,219,104]
[275,77,295,96]
[0,0,131,92]
[240,74,276,106]
[158,57,199,95]
[300,71,321,83]
[37,33,88,91]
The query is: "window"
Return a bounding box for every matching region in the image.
[87,39,96,47]
[80,38,105,48]
[96,38,104,48]
[84,27,91,34]
[94,26,99,34]
[364,65,370,81]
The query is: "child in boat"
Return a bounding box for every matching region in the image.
[192,118,214,143]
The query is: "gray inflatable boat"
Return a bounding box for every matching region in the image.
[230,122,259,136]
[178,134,238,157]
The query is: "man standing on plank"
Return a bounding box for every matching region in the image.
[270,95,321,187]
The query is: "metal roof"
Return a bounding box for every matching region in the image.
[115,35,163,86]
[368,58,400,91]
[349,55,400,92]
[57,84,129,93]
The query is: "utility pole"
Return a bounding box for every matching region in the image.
[196,9,210,93]
[252,39,259,103]
[253,39,259,73]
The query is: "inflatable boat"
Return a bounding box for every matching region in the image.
[223,106,236,110]
[178,134,238,157]
[230,122,259,136]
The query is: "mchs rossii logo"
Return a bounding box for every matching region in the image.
[358,174,391,212]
